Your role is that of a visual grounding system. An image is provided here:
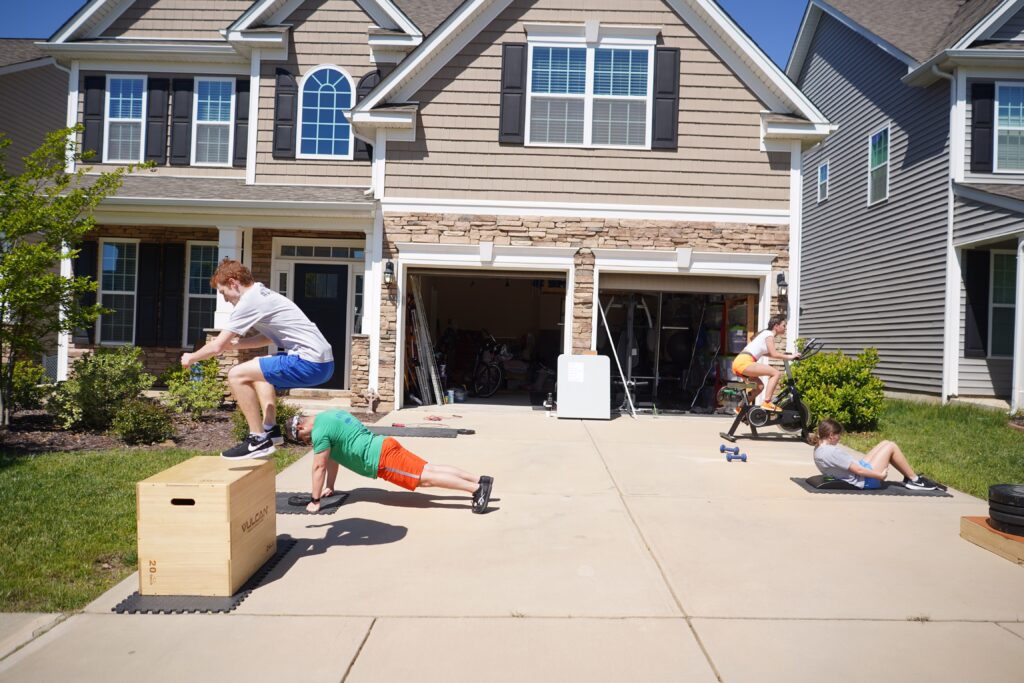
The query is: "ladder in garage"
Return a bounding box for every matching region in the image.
[410,276,444,405]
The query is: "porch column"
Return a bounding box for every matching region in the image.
[214,227,244,328]
[368,208,383,391]
[56,245,72,381]
[1013,236,1024,413]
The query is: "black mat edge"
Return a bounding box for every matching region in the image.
[367,426,460,438]
[276,491,349,515]
[790,477,953,497]
[111,538,297,615]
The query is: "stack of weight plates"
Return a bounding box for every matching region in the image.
[988,484,1024,536]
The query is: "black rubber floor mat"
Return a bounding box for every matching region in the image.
[791,477,953,497]
[276,491,349,515]
[367,426,473,438]
[111,537,297,614]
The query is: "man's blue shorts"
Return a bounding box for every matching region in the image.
[858,459,882,490]
[259,353,334,389]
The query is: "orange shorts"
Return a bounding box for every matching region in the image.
[377,437,427,491]
[732,353,757,376]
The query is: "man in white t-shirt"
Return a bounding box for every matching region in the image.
[181,259,334,460]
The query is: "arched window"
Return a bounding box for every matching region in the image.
[298,66,354,159]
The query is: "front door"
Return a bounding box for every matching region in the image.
[293,263,348,390]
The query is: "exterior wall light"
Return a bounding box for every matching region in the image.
[776,272,789,298]
[383,260,395,287]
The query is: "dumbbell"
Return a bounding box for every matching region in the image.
[720,444,747,462]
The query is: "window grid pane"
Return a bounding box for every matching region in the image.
[992,253,1017,305]
[991,307,1014,356]
[101,242,137,292]
[300,68,353,157]
[869,130,888,169]
[594,49,648,97]
[197,80,232,123]
[107,122,142,162]
[108,78,143,120]
[997,85,1024,128]
[869,166,888,203]
[186,296,216,348]
[591,99,646,146]
[101,293,135,343]
[188,245,218,295]
[196,124,230,164]
[531,47,586,95]
[529,97,585,144]
[354,275,364,332]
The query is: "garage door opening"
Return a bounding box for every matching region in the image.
[598,274,759,414]
[404,271,566,407]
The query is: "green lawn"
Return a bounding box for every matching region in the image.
[842,400,1024,499]
[0,448,304,612]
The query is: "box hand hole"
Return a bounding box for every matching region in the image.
[170,498,196,506]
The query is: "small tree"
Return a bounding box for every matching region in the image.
[0,127,139,426]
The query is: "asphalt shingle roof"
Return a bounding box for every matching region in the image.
[0,38,48,69]
[392,0,466,36]
[96,174,373,207]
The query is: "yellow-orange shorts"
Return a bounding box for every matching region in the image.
[731,353,757,376]
[377,437,427,491]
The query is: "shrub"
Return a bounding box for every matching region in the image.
[51,346,155,430]
[793,346,886,431]
[232,397,300,441]
[111,398,174,445]
[10,360,53,412]
[164,359,225,420]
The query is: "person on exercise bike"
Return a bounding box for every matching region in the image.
[731,315,799,412]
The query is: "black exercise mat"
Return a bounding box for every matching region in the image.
[276,491,349,515]
[367,426,473,438]
[791,477,953,497]
[112,538,297,615]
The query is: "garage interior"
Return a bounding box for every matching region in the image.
[597,273,758,414]
[405,271,566,406]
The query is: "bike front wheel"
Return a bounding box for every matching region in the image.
[472,364,502,398]
[777,396,810,433]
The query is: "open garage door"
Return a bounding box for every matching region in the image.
[404,270,566,407]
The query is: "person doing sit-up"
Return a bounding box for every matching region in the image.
[810,419,937,491]
[731,314,798,412]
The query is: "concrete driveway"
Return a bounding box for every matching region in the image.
[1,404,1022,682]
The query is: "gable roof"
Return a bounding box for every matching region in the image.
[0,39,49,69]
[392,0,466,36]
[356,0,829,128]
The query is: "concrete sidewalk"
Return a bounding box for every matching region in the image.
[1,405,1022,682]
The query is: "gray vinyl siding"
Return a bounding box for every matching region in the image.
[797,14,950,395]
[954,197,1024,246]
[991,9,1024,41]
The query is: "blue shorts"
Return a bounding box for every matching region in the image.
[858,459,882,490]
[259,353,334,389]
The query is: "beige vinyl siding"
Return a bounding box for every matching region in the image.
[255,0,374,186]
[0,65,67,175]
[102,0,254,41]
[385,0,789,208]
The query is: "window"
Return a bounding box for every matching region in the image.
[527,43,652,148]
[298,66,354,159]
[104,76,145,163]
[990,251,1017,357]
[354,274,364,333]
[192,78,234,166]
[817,162,829,203]
[995,84,1024,172]
[867,126,889,205]
[185,243,218,347]
[99,241,137,343]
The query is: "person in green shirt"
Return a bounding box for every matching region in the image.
[286,410,494,514]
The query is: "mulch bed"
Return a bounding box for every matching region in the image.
[0,409,385,455]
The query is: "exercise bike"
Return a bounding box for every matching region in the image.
[719,338,825,443]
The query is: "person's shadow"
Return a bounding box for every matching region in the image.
[345,486,500,511]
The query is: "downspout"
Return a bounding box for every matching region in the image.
[933,64,958,403]
[54,58,75,382]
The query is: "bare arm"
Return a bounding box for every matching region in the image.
[231,333,273,350]
[307,450,332,512]
[181,329,238,367]
[764,336,799,361]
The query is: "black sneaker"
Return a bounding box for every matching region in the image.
[221,433,276,460]
[472,475,493,514]
[266,424,284,446]
[904,476,937,491]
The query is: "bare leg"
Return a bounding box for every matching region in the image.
[741,363,781,404]
[865,440,918,480]
[255,380,276,426]
[228,359,270,434]
[419,463,481,493]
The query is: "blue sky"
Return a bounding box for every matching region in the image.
[2,0,809,69]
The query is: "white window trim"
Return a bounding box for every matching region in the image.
[183,241,219,348]
[524,39,655,151]
[296,64,356,162]
[992,81,1024,174]
[102,74,147,164]
[190,77,236,167]
[817,160,829,203]
[866,123,891,206]
[990,248,1017,358]
[96,237,140,346]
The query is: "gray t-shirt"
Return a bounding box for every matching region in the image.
[813,443,864,488]
[225,283,333,363]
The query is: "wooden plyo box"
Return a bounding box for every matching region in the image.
[137,456,277,596]
[960,516,1024,566]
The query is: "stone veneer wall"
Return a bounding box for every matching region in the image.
[376,214,790,405]
[349,334,370,407]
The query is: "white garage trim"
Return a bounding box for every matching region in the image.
[589,248,775,350]
[393,242,578,408]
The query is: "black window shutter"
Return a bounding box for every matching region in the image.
[273,68,298,159]
[73,240,98,344]
[159,243,186,347]
[82,76,105,158]
[652,47,681,150]
[169,78,194,166]
[233,78,250,167]
[135,243,161,347]
[964,249,991,358]
[354,70,381,161]
[498,43,527,144]
[145,78,169,165]
[971,83,994,173]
